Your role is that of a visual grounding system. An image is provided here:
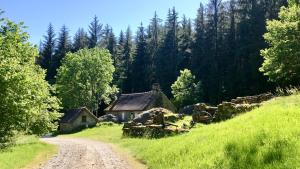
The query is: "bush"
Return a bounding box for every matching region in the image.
[171,69,203,108]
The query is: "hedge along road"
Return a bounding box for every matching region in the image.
[39,137,146,169]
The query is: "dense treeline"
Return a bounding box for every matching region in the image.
[38,0,288,104]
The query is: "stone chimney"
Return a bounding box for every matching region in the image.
[152,83,161,92]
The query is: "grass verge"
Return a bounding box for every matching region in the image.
[0,135,57,169]
[67,94,300,169]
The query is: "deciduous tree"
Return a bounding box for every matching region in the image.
[0,18,60,147]
[171,69,202,108]
[260,1,300,85]
[55,48,117,114]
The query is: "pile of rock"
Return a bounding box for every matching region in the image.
[214,102,260,121]
[98,114,118,123]
[122,108,188,138]
[214,93,274,121]
[181,93,274,124]
[180,103,217,124]
[230,93,273,104]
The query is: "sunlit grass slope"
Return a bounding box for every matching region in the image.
[68,94,300,169]
[0,135,57,169]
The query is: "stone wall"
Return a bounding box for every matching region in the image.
[230,93,273,104]
[180,93,274,124]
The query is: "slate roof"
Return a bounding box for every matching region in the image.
[60,107,98,123]
[106,91,156,112]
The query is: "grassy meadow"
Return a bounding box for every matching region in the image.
[67,94,300,169]
[0,136,57,169]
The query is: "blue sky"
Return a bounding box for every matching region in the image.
[1,0,208,45]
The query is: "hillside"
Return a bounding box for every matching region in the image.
[68,94,300,169]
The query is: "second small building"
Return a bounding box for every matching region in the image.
[60,107,99,133]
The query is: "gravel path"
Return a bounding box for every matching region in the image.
[39,137,144,169]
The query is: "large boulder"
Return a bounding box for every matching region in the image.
[192,111,213,124]
[179,103,217,117]
[215,102,237,120]
[98,114,118,123]
[123,108,188,138]
[133,108,168,125]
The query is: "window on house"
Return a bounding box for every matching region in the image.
[82,115,87,123]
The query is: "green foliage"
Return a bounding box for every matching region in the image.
[55,48,117,112]
[68,94,300,169]
[0,18,61,147]
[260,2,300,85]
[171,69,202,108]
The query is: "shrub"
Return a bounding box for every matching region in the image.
[171,69,202,108]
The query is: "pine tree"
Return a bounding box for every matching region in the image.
[156,7,179,96]
[100,24,111,48]
[147,12,162,84]
[122,27,134,93]
[97,24,117,75]
[199,0,223,104]
[88,15,103,48]
[222,0,238,100]
[51,25,71,82]
[191,3,205,80]
[178,15,193,70]
[100,25,116,55]
[131,23,150,92]
[39,23,56,81]
[113,30,126,88]
[235,0,270,96]
[107,30,117,56]
[72,28,88,52]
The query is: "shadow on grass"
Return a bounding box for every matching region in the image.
[221,132,296,169]
[51,125,97,137]
[52,122,118,137]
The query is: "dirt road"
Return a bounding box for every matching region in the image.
[40,137,145,169]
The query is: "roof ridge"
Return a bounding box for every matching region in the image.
[106,90,158,111]
[121,91,152,96]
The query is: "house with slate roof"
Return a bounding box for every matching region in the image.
[104,84,176,122]
[60,107,99,133]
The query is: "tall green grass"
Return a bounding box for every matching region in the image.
[0,135,57,169]
[68,94,300,169]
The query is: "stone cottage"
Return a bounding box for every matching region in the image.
[60,107,99,133]
[104,84,176,122]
